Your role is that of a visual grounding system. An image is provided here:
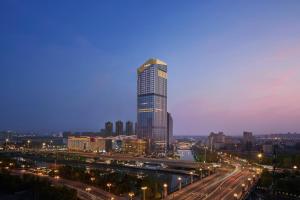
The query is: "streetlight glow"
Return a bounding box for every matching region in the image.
[293,165,298,170]
[128,192,134,200]
[257,153,262,159]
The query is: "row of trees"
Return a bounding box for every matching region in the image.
[191,145,219,163]
[0,172,77,200]
[258,169,300,195]
[54,165,169,199]
[258,153,300,168]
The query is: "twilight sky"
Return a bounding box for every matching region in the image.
[1,1,300,135]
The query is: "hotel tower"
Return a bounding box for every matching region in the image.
[137,58,168,153]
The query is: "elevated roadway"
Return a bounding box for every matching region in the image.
[166,165,257,200]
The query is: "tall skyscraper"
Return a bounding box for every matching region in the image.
[167,112,173,150]
[137,58,168,153]
[125,121,134,135]
[105,121,113,136]
[115,120,124,135]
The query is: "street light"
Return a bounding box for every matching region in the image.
[141,186,147,200]
[293,165,298,170]
[107,183,112,192]
[178,177,182,190]
[204,146,208,163]
[242,183,246,192]
[233,193,238,199]
[163,183,168,199]
[257,153,262,163]
[199,168,203,179]
[90,177,96,182]
[128,192,134,200]
[189,171,194,184]
[27,140,31,149]
[247,177,252,186]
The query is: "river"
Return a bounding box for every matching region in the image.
[178,149,195,161]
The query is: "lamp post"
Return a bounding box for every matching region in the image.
[107,183,112,193]
[90,177,95,183]
[257,153,262,164]
[204,146,208,163]
[247,178,252,186]
[189,171,194,184]
[293,165,298,170]
[178,177,182,190]
[128,192,134,200]
[242,183,246,193]
[163,183,168,199]
[27,140,31,149]
[233,193,238,200]
[199,168,203,179]
[141,186,147,200]
[85,187,91,192]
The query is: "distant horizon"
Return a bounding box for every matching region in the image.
[1,129,299,137]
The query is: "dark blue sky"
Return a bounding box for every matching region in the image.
[1,1,300,135]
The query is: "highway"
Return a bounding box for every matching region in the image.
[166,165,257,200]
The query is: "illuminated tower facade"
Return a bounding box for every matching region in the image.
[137,58,168,153]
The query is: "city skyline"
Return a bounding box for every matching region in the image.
[1,1,300,135]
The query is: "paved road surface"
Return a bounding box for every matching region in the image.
[166,166,256,200]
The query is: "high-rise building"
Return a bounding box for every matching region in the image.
[243,131,254,151]
[125,121,134,135]
[208,132,226,151]
[167,112,173,150]
[105,121,113,136]
[115,120,124,135]
[137,58,168,153]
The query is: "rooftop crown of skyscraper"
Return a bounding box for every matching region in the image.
[138,58,167,73]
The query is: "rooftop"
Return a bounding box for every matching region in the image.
[138,58,167,73]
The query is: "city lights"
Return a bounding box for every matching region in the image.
[0,2,299,200]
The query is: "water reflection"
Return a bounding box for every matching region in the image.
[178,150,194,161]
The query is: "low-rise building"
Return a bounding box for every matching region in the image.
[67,135,146,155]
[122,139,147,155]
[68,136,109,152]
